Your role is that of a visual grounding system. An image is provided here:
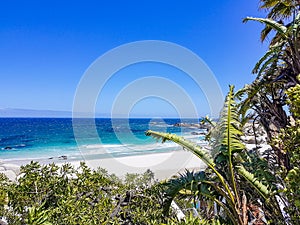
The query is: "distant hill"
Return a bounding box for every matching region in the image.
[0,108,117,118]
[0,108,202,118]
[0,108,72,118]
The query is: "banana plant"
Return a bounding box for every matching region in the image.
[146,86,275,225]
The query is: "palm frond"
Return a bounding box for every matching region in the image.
[243,17,288,39]
[236,165,270,200]
[145,130,236,209]
[268,2,294,19]
[259,0,297,20]
[145,131,215,167]
[252,45,281,74]
[260,0,278,9]
[162,170,208,212]
[214,85,245,155]
[256,54,280,79]
[261,24,273,42]
[213,86,245,209]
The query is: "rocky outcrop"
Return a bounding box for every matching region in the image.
[173,123,210,130]
[191,131,206,135]
[242,122,268,145]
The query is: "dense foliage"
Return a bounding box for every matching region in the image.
[241,0,300,170]
[145,2,300,223]
[146,86,284,225]
[0,162,223,225]
[0,162,167,225]
[275,80,300,223]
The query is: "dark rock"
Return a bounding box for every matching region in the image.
[173,123,209,129]
[58,155,67,160]
[191,131,206,135]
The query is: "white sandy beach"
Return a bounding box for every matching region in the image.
[0,149,207,181]
[83,150,206,180]
[0,142,272,181]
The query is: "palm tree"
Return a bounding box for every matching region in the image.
[146,86,283,225]
[241,11,300,169]
[258,0,300,41]
[259,0,299,20]
[244,12,300,79]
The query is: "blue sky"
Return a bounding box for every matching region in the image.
[0,0,268,117]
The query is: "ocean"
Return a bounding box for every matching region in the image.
[0,118,206,163]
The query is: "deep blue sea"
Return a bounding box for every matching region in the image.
[0,118,206,163]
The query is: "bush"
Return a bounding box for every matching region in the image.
[0,161,172,225]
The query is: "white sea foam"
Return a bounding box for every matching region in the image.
[76,141,181,158]
[82,144,125,149]
[150,124,173,128]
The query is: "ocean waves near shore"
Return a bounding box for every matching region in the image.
[0,118,207,163]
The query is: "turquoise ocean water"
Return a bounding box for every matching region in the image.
[0,118,206,163]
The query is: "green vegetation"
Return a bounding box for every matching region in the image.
[0,162,223,224]
[1,0,300,224]
[0,162,166,224]
[146,1,300,223]
[241,0,300,170]
[275,80,300,223]
[146,86,281,224]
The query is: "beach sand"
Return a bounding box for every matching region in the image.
[82,150,206,180]
[0,149,206,181]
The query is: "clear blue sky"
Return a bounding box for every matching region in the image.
[0,0,268,117]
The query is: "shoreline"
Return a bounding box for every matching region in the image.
[0,143,272,181]
[0,149,207,181]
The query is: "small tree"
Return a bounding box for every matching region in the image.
[146,86,282,225]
